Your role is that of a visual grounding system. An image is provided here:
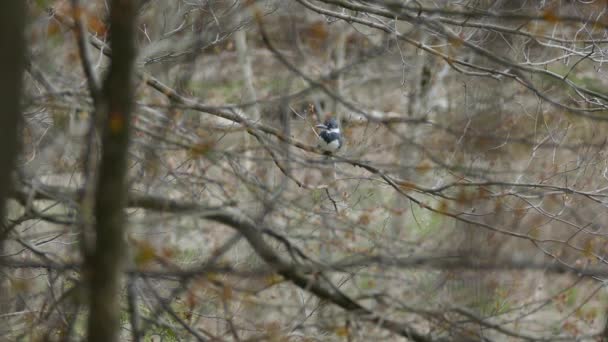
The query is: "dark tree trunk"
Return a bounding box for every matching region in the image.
[85,1,137,341]
[0,0,26,328]
[0,0,25,239]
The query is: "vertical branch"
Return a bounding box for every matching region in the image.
[390,33,429,238]
[0,0,26,324]
[70,0,101,103]
[234,17,260,120]
[85,0,137,341]
[71,0,102,265]
[126,276,141,342]
[331,27,348,116]
[234,9,260,172]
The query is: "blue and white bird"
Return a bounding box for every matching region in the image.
[316,118,343,154]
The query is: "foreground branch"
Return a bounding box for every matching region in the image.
[0,0,26,330]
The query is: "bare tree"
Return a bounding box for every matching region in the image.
[5,0,608,341]
[82,0,137,341]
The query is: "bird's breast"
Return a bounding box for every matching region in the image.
[319,137,341,152]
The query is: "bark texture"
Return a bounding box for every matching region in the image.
[0,1,26,328]
[0,0,25,239]
[86,1,137,341]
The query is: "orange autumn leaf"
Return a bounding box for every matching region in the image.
[265,274,283,286]
[398,181,418,191]
[583,239,596,262]
[47,21,62,36]
[71,5,83,20]
[448,34,464,48]
[436,200,449,212]
[542,9,559,23]
[307,21,328,41]
[335,326,349,337]
[415,160,433,174]
[358,213,371,225]
[189,141,215,157]
[87,15,107,36]
[135,241,156,266]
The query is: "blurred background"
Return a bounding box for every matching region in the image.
[3,0,608,340]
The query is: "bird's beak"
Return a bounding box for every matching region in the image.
[315,124,327,129]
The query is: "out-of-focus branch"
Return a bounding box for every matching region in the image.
[126,275,141,342]
[70,0,101,104]
[17,181,608,336]
[12,181,432,339]
[202,210,436,341]
[4,252,608,281]
[12,177,608,338]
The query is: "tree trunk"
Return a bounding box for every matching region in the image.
[0,0,26,329]
[85,1,137,341]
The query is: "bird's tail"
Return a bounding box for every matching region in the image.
[321,155,336,181]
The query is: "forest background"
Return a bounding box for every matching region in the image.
[3,0,608,341]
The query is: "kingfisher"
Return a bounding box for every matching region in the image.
[316,118,343,154]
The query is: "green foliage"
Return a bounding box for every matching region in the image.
[356,274,377,290]
[189,79,244,103]
[408,203,444,235]
[490,287,512,315]
[564,287,578,307]
[34,0,52,9]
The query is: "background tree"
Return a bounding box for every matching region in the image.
[4,0,608,341]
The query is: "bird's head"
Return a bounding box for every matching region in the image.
[316,118,339,131]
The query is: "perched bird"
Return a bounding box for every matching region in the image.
[316,118,343,154]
